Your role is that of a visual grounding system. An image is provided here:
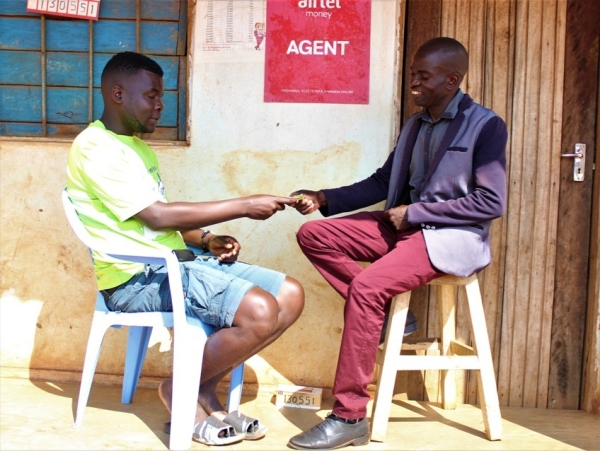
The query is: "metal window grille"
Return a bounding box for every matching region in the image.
[0,0,188,141]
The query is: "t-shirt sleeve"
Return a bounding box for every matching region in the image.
[76,135,163,222]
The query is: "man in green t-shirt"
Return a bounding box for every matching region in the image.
[67,51,305,446]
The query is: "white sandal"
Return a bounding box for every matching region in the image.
[163,413,243,446]
[223,410,268,440]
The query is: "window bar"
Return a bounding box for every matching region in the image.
[88,20,94,123]
[41,15,47,136]
[136,0,141,53]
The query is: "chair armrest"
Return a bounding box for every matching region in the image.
[105,251,172,267]
[104,249,188,326]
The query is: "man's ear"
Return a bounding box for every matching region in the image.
[112,86,124,103]
[447,73,461,90]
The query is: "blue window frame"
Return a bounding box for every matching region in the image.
[0,0,188,141]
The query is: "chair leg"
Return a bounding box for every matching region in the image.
[464,279,502,440]
[73,317,111,428]
[226,364,245,412]
[438,284,457,409]
[121,326,153,404]
[370,291,411,442]
[169,325,207,451]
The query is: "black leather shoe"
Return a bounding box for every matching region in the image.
[288,413,370,449]
[379,309,418,345]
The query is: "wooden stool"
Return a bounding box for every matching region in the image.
[370,274,502,442]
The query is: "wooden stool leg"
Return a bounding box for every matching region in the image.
[464,279,503,440]
[438,284,457,409]
[370,291,411,442]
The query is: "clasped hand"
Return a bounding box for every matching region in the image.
[382,205,411,232]
[288,190,321,215]
[204,234,240,262]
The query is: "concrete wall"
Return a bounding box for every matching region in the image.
[0,1,401,394]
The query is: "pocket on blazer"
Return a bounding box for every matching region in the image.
[447,146,468,152]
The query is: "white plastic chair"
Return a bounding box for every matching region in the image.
[62,189,244,450]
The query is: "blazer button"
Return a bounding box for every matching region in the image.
[421,223,426,228]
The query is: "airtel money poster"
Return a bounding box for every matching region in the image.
[264,0,371,104]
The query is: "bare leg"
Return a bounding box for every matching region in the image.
[198,276,304,414]
[158,378,208,426]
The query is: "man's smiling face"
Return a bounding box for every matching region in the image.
[409,50,461,121]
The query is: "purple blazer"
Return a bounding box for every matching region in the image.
[321,94,508,277]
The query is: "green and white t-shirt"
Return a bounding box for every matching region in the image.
[66,120,185,290]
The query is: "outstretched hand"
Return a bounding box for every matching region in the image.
[289,190,323,215]
[244,194,297,220]
[206,234,240,262]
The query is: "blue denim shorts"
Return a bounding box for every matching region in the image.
[106,255,285,328]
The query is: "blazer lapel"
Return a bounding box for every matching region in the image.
[386,118,422,209]
[400,119,422,181]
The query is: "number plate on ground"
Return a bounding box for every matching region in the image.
[276,385,322,410]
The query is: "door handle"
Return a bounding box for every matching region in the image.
[560,143,585,182]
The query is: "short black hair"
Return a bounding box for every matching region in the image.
[101,51,163,83]
[416,37,469,75]
[419,37,467,57]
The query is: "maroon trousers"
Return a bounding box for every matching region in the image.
[296,211,442,419]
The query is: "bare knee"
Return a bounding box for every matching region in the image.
[277,276,305,325]
[233,287,279,340]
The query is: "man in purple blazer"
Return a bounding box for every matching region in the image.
[288,37,507,450]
